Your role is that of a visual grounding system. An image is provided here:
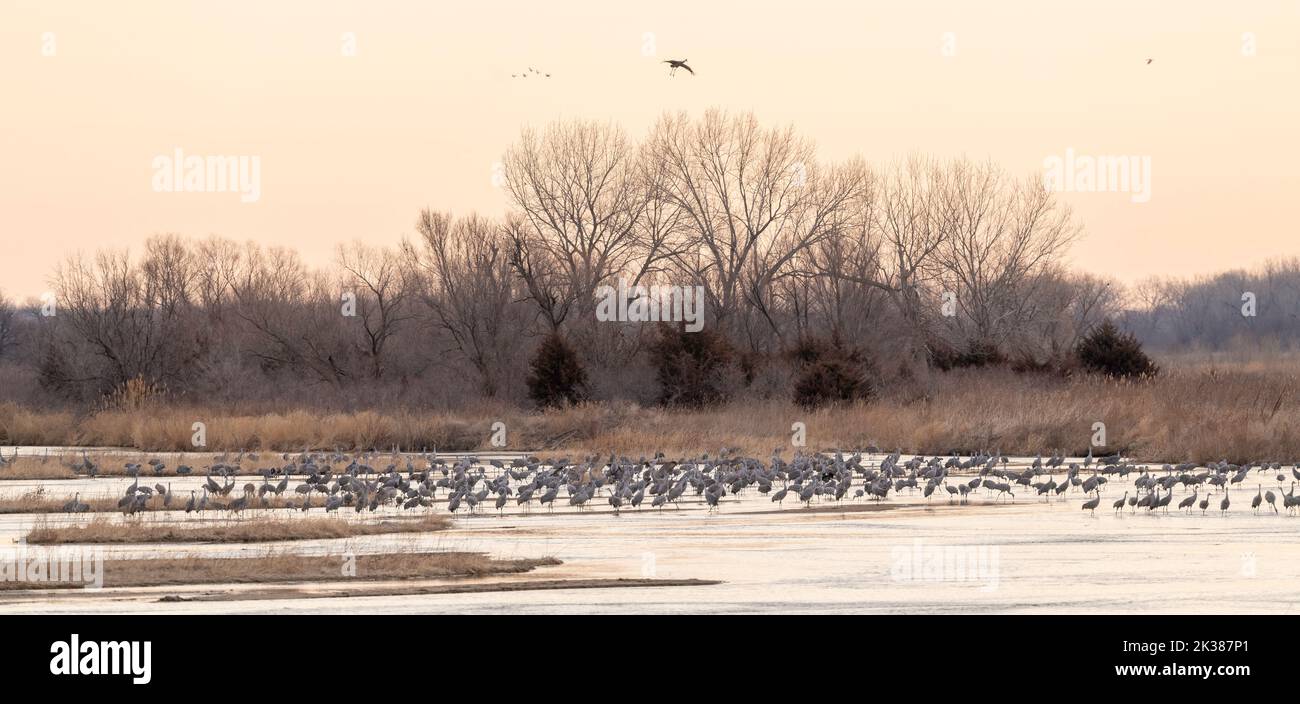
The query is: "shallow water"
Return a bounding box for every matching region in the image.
[2,451,1298,615]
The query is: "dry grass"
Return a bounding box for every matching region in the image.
[24,515,450,544]
[0,456,77,479]
[0,490,308,514]
[0,453,273,479]
[593,366,1300,464]
[3,359,1300,463]
[0,551,561,590]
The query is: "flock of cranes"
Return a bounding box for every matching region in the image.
[504,58,692,80]
[18,447,1300,519]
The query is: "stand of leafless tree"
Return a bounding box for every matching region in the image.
[0,112,1284,411]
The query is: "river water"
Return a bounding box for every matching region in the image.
[2,448,1297,614]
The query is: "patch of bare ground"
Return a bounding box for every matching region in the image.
[179,577,723,602]
[745,502,902,516]
[23,515,450,544]
[0,552,561,591]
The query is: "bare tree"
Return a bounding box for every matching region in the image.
[0,291,16,360]
[193,236,242,316]
[791,214,890,344]
[140,234,197,315]
[814,157,948,377]
[338,242,415,379]
[1005,269,1119,364]
[51,247,199,393]
[933,159,1082,352]
[407,210,527,397]
[230,244,348,385]
[503,120,654,331]
[649,110,824,341]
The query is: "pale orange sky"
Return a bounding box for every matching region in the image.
[2,0,1297,299]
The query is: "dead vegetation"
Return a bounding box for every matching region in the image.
[0,490,304,514]
[2,359,1298,463]
[153,577,723,602]
[0,551,560,590]
[0,456,77,479]
[24,515,450,544]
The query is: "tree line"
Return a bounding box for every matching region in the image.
[0,111,1283,410]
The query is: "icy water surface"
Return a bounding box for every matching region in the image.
[2,449,1298,614]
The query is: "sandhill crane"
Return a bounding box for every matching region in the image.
[62,493,89,513]
[1136,491,1154,511]
[1081,491,1101,515]
[798,482,817,506]
[664,59,694,75]
[1197,492,1212,514]
[538,485,559,511]
[771,486,789,506]
[1155,488,1173,513]
[704,487,721,511]
[33,449,1287,525]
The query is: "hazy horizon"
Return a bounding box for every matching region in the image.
[3,0,1298,299]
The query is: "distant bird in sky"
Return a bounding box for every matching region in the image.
[512,67,551,79]
[664,59,694,76]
